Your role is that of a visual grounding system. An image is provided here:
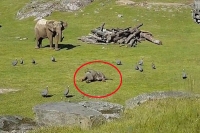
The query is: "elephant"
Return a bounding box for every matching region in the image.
[34,19,68,50]
[81,69,112,83]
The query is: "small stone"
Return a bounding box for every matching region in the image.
[78,101,124,122]
[118,14,123,18]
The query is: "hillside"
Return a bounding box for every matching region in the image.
[1,0,200,132]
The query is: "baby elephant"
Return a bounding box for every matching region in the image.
[81,69,112,83]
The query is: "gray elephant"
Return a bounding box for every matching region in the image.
[34,19,68,50]
[81,69,112,83]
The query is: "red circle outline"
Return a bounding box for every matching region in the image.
[73,60,123,98]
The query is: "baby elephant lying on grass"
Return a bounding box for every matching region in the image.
[81,69,112,83]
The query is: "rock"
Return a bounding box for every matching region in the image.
[117,14,123,18]
[0,115,37,133]
[33,102,106,129]
[16,0,94,20]
[0,89,19,94]
[125,91,200,110]
[78,101,124,122]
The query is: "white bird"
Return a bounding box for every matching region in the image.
[182,69,187,79]
[12,58,18,66]
[32,58,36,64]
[152,62,156,69]
[135,63,139,70]
[138,65,143,72]
[116,60,122,65]
[20,58,24,64]
[51,56,56,62]
[138,58,143,66]
[41,86,48,97]
[64,86,70,97]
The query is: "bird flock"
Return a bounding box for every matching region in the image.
[116,59,187,79]
[12,56,56,66]
[41,86,70,98]
[12,56,187,99]
[11,56,72,99]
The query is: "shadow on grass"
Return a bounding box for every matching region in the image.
[42,94,54,98]
[43,43,80,50]
[65,94,75,98]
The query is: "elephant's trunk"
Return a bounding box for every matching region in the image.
[58,30,63,42]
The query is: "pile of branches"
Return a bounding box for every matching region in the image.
[78,23,162,47]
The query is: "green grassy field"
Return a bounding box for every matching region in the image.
[1,0,200,132]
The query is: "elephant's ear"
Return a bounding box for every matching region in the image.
[61,21,68,28]
[59,21,68,30]
[46,20,56,32]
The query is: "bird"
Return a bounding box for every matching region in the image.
[51,56,56,62]
[20,58,24,64]
[138,65,143,72]
[32,58,36,64]
[152,62,156,69]
[138,58,143,66]
[64,86,70,97]
[12,58,18,66]
[135,63,139,70]
[182,69,187,79]
[116,60,122,65]
[41,86,48,97]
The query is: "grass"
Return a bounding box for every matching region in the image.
[0,0,200,132]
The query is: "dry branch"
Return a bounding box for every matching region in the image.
[78,23,162,47]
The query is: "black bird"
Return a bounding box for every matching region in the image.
[32,58,36,64]
[116,60,122,65]
[12,58,18,66]
[138,58,143,66]
[20,58,24,64]
[51,56,56,62]
[41,86,48,97]
[182,69,187,79]
[138,65,143,72]
[135,63,139,70]
[152,62,156,69]
[64,86,70,97]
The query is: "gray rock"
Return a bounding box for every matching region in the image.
[16,0,94,20]
[78,101,124,122]
[33,102,106,129]
[0,115,36,133]
[125,91,200,110]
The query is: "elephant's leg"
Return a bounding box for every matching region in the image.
[81,76,87,82]
[86,80,91,83]
[48,37,54,49]
[82,72,93,82]
[35,38,42,49]
[54,35,60,51]
[35,40,40,49]
[102,78,106,82]
[38,38,43,48]
[35,29,41,49]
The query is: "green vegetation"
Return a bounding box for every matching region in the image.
[0,0,200,132]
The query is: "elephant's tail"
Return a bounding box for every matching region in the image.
[105,77,113,80]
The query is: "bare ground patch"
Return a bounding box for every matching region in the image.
[116,0,187,6]
[0,88,20,94]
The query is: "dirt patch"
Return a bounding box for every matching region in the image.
[0,89,19,94]
[116,0,187,6]
[116,0,135,5]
